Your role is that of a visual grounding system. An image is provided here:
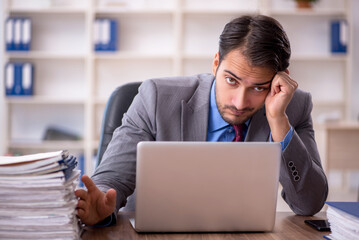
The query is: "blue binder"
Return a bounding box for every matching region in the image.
[326,201,359,218]
[21,18,32,51]
[5,17,32,51]
[4,62,34,96]
[330,20,348,53]
[4,63,15,95]
[94,18,117,51]
[13,18,22,51]
[5,18,14,51]
[77,154,85,187]
[21,62,34,95]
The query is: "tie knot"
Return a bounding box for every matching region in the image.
[232,124,245,142]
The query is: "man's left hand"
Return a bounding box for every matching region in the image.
[265,70,298,142]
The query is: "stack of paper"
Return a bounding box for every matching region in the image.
[0,150,81,240]
[326,201,359,240]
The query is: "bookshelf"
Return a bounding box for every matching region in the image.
[1,0,355,176]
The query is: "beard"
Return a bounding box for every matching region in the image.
[216,102,255,125]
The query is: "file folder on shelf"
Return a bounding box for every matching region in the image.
[4,63,15,95]
[14,18,22,51]
[330,20,348,53]
[4,62,34,96]
[21,18,32,51]
[94,18,117,51]
[5,18,14,51]
[5,17,32,51]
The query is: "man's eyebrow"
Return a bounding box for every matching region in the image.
[224,70,242,81]
[224,69,273,86]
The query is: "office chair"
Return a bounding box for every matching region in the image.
[96,82,141,211]
[96,81,142,166]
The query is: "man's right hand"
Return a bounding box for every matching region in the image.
[75,175,117,225]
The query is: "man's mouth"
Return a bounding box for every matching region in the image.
[226,106,253,116]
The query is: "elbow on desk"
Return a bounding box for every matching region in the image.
[282,185,328,216]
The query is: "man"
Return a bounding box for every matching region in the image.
[75,15,328,226]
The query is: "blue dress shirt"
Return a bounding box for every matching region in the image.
[206,80,293,151]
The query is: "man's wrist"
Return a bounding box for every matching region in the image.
[90,212,116,227]
[267,114,290,142]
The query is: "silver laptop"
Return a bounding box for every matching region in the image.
[132,141,281,232]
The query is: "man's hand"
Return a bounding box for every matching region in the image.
[75,175,116,225]
[265,70,298,142]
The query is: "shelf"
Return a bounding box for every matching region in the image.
[95,8,173,15]
[94,52,173,60]
[8,140,85,150]
[182,54,347,62]
[313,100,345,107]
[183,53,213,60]
[291,55,347,61]
[5,52,87,60]
[8,7,87,14]
[268,9,347,17]
[316,121,359,130]
[182,9,258,15]
[5,96,85,105]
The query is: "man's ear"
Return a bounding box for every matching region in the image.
[285,69,290,74]
[212,52,220,76]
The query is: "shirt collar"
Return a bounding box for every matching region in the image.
[208,80,250,133]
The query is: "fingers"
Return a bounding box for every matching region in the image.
[77,208,86,220]
[81,175,98,193]
[75,189,88,200]
[76,199,89,221]
[77,199,87,209]
[271,71,298,96]
[104,189,117,208]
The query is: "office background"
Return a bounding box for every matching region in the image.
[0,0,359,210]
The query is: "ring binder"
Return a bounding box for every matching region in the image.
[5,17,32,51]
[4,62,34,96]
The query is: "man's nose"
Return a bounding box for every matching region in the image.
[232,88,249,110]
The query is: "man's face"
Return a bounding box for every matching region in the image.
[212,49,275,125]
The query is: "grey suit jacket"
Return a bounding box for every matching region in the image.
[92,73,328,220]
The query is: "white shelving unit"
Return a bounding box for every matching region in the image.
[1,0,354,176]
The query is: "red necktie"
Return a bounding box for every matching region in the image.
[232,124,244,142]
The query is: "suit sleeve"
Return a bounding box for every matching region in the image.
[91,80,158,221]
[280,92,328,216]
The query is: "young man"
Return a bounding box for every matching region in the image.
[75,15,328,226]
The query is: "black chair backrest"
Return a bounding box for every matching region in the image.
[96,82,142,166]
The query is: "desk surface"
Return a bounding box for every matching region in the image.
[82,212,329,240]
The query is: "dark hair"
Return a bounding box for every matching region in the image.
[218,15,291,72]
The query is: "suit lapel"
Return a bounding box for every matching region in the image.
[181,74,214,141]
[245,106,271,142]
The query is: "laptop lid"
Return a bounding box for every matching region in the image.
[133,141,281,232]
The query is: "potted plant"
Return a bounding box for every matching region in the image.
[295,0,319,9]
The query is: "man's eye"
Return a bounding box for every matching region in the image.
[254,87,264,92]
[225,77,236,85]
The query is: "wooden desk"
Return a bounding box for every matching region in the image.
[82,212,329,240]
